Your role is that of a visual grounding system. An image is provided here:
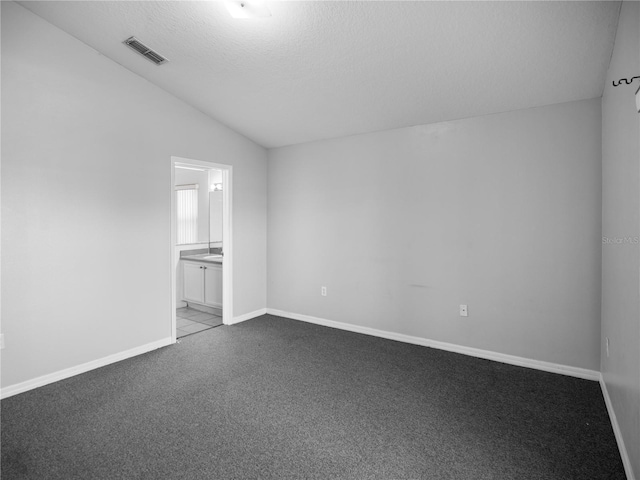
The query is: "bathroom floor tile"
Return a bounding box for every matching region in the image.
[189,312,215,322]
[197,317,223,327]
[177,308,202,318]
[177,318,197,328]
[176,309,223,338]
[180,323,212,334]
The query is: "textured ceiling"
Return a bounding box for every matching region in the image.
[19,1,621,148]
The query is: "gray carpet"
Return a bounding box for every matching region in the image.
[1,315,626,479]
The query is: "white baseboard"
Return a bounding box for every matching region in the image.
[0,337,173,400]
[266,308,600,381]
[1,307,269,398]
[600,377,636,480]
[228,308,267,325]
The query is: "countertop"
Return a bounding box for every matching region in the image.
[180,253,223,264]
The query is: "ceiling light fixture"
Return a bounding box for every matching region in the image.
[225,0,271,19]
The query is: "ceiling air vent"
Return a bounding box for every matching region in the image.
[123,36,168,65]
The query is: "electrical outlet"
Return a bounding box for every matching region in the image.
[321,286,327,297]
[0,334,4,350]
[459,305,468,317]
[606,337,609,358]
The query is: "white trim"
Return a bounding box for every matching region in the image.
[266,309,601,381]
[171,157,233,338]
[229,308,267,325]
[0,337,173,400]
[170,162,177,341]
[600,377,636,480]
[221,166,233,325]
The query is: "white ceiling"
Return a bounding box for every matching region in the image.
[19,1,621,148]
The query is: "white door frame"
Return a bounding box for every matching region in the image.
[170,156,233,342]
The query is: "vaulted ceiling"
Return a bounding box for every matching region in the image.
[20,1,621,148]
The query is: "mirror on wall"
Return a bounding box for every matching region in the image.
[175,164,223,250]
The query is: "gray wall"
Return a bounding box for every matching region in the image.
[601,1,640,477]
[268,98,602,371]
[1,2,267,389]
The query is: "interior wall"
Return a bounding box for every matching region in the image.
[1,2,267,390]
[268,98,602,371]
[601,1,640,477]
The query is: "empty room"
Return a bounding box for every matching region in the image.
[1,1,639,479]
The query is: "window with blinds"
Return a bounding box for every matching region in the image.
[176,184,198,244]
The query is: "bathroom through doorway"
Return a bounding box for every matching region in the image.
[170,156,233,342]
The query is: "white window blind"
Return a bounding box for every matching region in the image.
[176,184,198,244]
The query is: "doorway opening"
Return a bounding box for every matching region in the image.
[170,156,233,342]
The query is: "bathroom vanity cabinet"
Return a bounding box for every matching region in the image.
[182,261,222,308]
